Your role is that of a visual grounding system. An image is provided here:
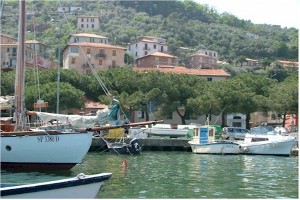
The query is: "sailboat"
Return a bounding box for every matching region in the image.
[0,0,94,170]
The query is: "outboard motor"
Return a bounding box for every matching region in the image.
[129,138,141,154]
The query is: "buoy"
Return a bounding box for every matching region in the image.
[122,160,128,167]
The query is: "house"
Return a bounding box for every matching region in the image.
[197,49,218,59]
[127,36,168,60]
[57,6,82,13]
[67,33,109,44]
[0,34,55,71]
[242,58,260,67]
[62,42,126,74]
[276,60,298,69]
[188,53,218,69]
[136,52,178,67]
[77,16,100,30]
[133,66,230,81]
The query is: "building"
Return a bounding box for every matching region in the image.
[62,42,126,74]
[133,66,230,81]
[1,34,55,70]
[77,16,100,30]
[127,36,168,60]
[242,58,260,67]
[188,53,218,69]
[276,60,298,69]
[57,6,82,13]
[197,49,218,59]
[226,113,247,128]
[67,33,109,44]
[136,52,178,67]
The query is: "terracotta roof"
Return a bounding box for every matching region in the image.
[136,52,177,60]
[67,42,126,50]
[278,60,298,65]
[84,100,107,109]
[76,16,99,18]
[70,33,108,39]
[133,66,230,77]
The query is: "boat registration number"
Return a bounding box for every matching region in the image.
[37,135,60,143]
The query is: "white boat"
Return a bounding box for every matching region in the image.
[189,125,241,154]
[142,124,198,138]
[239,126,297,156]
[1,0,101,170]
[0,173,112,199]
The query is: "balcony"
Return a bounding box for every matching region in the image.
[95,53,106,58]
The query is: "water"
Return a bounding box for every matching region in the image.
[1,151,298,199]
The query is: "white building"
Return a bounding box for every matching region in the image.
[197,49,218,60]
[67,33,109,44]
[77,16,100,30]
[226,113,246,129]
[127,36,168,60]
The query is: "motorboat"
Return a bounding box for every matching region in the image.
[239,126,297,156]
[189,125,241,155]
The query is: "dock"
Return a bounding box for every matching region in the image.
[89,136,299,156]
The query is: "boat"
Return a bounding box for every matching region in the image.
[0,172,112,199]
[238,126,297,156]
[188,122,241,154]
[105,137,142,155]
[142,124,198,138]
[0,0,93,170]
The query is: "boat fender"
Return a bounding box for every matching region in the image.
[76,173,86,179]
[239,145,248,152]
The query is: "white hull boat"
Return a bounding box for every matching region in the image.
[142,124,199,137]
[239,133,296,156]
[189,125,240,155]
[0,173,112,199]
[1,132,93,170]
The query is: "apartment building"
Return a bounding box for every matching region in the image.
[77,16,100,30]
[188,53,218,69]
[62,42,126,74]
[197,49,218,59]
[242,58,260,67]
[136,52,178,67]
[68,33,109,44]
[127,36,168,60]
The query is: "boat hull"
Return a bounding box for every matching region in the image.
[0,173,112,199]
[189,142,241,154]
[1,132,93,170]
[239,140,296,156]
[143,128,188,137]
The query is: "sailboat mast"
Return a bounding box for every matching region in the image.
[14,0,26,130]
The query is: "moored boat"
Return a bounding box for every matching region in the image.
[0,172,112,199]
[239,126,297,156]
[189,125,241,155]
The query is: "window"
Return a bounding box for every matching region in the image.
[90,38,94,42]
[160,46,164,52]
[87,18,89,22]
[92,24,94,28]
[91,19,94,22]
[144,43,148,50]
[112,50,116,56]
[99,60,102,65]
[112,60,116,67]
[81,18,84,22]
[99,49,104,54]
[70,46,78,53]
[135,44,137,48]
[71,57,76,64]
[81,24,84,28]
[153,44,156,49]
[144,51,147,56]
[135,52,137,56]
[87,48,91,54]
[86,24,89,28]
[207,77,212,81]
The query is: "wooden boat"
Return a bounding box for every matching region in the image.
[0,173,112,199]
[189,124,241,155]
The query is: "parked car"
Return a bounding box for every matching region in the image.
[222,127,249,140]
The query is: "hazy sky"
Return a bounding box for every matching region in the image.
[195,0,299,29]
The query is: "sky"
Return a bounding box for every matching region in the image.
[195,0,300,29]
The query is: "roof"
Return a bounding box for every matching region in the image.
[133,66,230,77]
[67,42,126,50]
[189,53,211,58]
[25,40,40,44]
[137,52,177,60]
[70,33,108,39]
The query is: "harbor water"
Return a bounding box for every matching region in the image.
[1,151,298,198]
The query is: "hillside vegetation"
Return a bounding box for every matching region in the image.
[1,0,298,64]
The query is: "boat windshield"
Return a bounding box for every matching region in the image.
[250,126,274,134]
